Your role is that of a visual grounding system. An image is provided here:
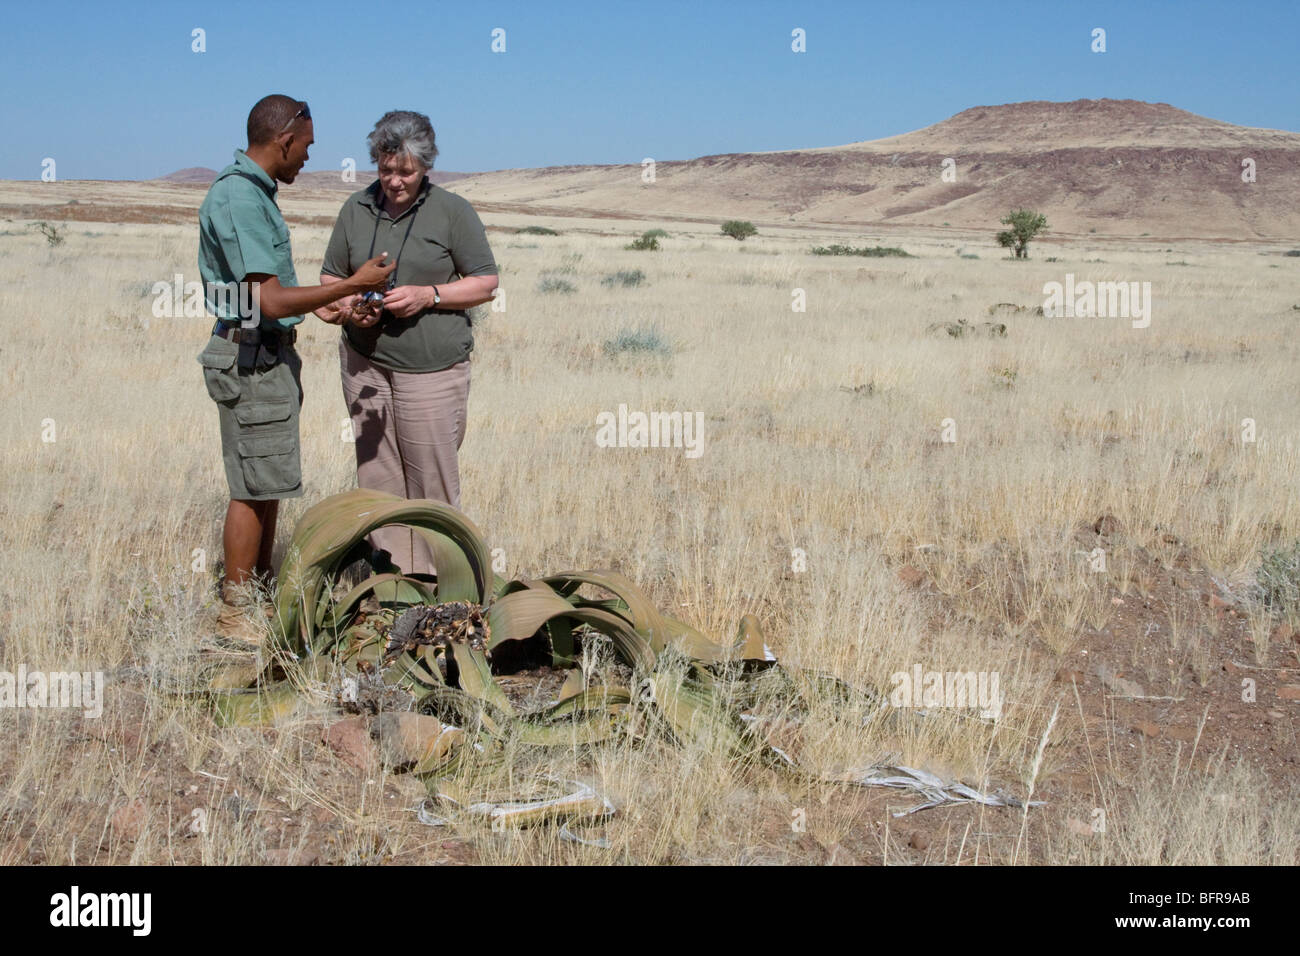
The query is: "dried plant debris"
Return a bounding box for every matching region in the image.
[385,601,491,662]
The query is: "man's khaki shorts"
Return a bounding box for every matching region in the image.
[197,333,304,501]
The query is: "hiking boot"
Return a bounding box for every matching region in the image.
[214,600,268,650]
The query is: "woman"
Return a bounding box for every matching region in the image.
[317,110,498,576]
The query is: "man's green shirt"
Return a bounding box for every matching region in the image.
[322,178,497,372]
[198,149,302,329]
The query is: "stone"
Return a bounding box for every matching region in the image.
[373,712,462,770]
[1093,514,1123,536]
[110,798,148,840]
[1131,720,1161,738]
[323,717,374,771]
[897,565,925,588]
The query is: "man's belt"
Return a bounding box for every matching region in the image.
[212,322,297,347]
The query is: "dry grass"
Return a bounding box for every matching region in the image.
[1,184,1297,865]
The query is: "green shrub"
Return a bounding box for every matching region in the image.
[551,252,583,275]
[601,269,646,288]
[602,326,671,357]
[536,275,576,294]
[1283,249,1300,257]
[810,244,913,258]
[642,229,669,239]
[35,221,64,247]
[626,234,659,251]
[1257,542,1300,616]
[517,225,559,236]
[721,220,757,241]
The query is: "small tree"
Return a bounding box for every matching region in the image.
[35,221,65,247]
[995,209,1047,259]
[721,220,757,241]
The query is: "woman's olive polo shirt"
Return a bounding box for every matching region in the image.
[322,178,497,373]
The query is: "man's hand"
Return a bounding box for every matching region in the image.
[316,293,361,325]
[349,296,384,328]
[315,301,345,324]
[349,254,396,293]
[381,285,435,319]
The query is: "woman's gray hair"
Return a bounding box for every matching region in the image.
[367,110,438,169]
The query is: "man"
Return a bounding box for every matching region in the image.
[197,94,394,646]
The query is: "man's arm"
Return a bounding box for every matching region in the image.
[314,272,360,325]
[248,255,394,321]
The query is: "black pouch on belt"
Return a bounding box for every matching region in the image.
[237,334,260,370]
[234,327,282,370]
[256,339,281,367]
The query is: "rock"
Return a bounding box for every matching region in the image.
[897,565,925,588]
[1277,686,1300,701]
[1054,668,1084,684]
[110,798,147,840]
[1097,663,1145,698]
[824,842,861,865]
[1131,720,1161,738]
[1205,592,1232,612]
[988,302,1025,315]
[373,712,462,769]
[323,717,374,771]
[1093,514,1123,536]
[1065,817,1094,836]
[909,830,930,850]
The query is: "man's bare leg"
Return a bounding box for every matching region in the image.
[217,499,278,644]
[223,498,274,593]
[255,500,279,583]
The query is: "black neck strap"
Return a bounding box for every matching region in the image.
[366,182,425,287]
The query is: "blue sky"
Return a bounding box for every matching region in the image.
[1,0,1295,180]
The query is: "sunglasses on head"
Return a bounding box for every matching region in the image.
[278,102,311,135]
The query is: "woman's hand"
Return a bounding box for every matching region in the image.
[316,293,363,325]
[381,285,436,319]
[314,301,344,324]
